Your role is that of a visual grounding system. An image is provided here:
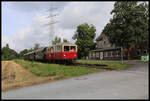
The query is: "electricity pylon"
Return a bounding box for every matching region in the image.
[46,3,59,46]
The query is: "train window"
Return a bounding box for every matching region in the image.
[55,46,58,52]
[50,47,54,53]
[64,46,69,51]
[58,46,60,52]
[60,46,61,52]
[70,46,76,52]
[57,46,59,52]
[47,48,50,53]
[56,46,58,52]
[58,46,59,52]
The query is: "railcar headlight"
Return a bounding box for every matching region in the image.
[64,54,66,56]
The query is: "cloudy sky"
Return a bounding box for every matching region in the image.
[2,2,115,52]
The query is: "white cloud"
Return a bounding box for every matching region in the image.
[54,26,76,43]
[2,13,50,52]
[8,2,67,13]
[58,2,114,32]
[57,2,115,40]
[2,2,115,52]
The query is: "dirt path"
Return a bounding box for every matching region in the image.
[2,61,55,91]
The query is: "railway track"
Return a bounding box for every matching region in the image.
[68,62,114,71]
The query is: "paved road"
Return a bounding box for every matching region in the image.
[2,62,149,99]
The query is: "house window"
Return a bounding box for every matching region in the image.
[137,49,140,56]
[106,40,109,45]
[117,50,121,56]
[104,51,108,57]
[111,51,113,57]
[89,52,91,58]
[113,51,116,56]
[113,51,116,57]
[96,52,99,57]
[103,41,106,45]
[91,52,94,58]
[108,51,111,57]
[90,52,93,58]
[116,51,119,57]
[143,49,147,55]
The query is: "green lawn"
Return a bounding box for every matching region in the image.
[14,59,100,78]
[75,60,132,70]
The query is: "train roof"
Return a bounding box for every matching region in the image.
[54,42,77,46]
[24,47,47,56]
[24,51,35,56]
[34,48,46,52]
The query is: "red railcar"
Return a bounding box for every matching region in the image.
[45,42,77,62]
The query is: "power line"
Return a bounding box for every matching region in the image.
[46,3,59,46]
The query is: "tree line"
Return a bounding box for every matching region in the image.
[1,43,42,60]
[1,38,70,60]
[2,1,148,60]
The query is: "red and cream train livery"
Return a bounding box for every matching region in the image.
[24,42,77,62]
[45,42,77,62]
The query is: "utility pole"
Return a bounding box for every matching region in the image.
[46,3,59,46]
[121,46,124,64]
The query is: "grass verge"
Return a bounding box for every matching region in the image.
[14,59,100,79]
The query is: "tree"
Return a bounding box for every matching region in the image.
[28,48,34,52]
[72,23,96,59]
[18,49,28,59]
[34,43,40,50]
[6,44,9,48]
[2,44,18,60]
[102,1,149,59]
[52,36,61,45]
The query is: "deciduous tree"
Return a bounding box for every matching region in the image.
[102,1,148,59]
[2,44,18,60]
[72,23,96,59]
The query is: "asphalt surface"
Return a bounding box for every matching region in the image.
[2,62,149,99]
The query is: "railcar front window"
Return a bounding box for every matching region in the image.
[64,46,69,51]
[70,46,76,52]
